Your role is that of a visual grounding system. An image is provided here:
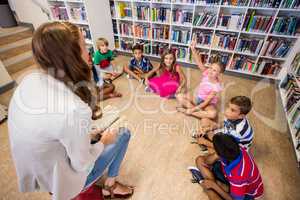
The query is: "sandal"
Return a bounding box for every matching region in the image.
[103,181,134,199]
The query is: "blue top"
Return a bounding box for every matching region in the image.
[129,56,153,72]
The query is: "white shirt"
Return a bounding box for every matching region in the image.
[8,72,104,200]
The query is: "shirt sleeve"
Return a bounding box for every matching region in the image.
[93,51,101,65]
[59,105,104,172]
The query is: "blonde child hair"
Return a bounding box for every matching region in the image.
[96,37,109,49]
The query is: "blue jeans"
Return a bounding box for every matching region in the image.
[84,127,131,189]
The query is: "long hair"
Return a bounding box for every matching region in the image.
[31,22,100,118]
[159,49,177,74]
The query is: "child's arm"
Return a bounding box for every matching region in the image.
[190,36,207,72]
[145,64,160,82]
[176,65,186,94]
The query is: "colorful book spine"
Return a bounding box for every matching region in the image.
[119,22,133,36]
[249,0,282,8]
[114,37,119,49]
[193,12,217,27]
[261,38,292,58]
[271,17,300,36]
[221,0,248,6]
[133,24,151,39]
[210,52,231,66]
[236,38,264,55]
[171,46,189,60]
[212,33,237,50]
[230,55,256,72]
[172,9,193,25]
[137,41,151,54]
[291,52,300,77]
[282,0,300,8]
[70,6,87,21]
[152,25,170,40]
[50,6,69,20]
[152,42,169,56]
[196,0,220,5]
[243,11,273,33]
[193,31,212,47]
[118,2,132,18]
[120,39,134,51]
[171,29,191,44]
[133,5,150,21]
[218,14,243,30]
[151,7,171,23]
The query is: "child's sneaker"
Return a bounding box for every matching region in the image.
[188,166,204,184]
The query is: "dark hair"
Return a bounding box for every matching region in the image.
[230,96,252,115]
[159,49,177,74]
[132,43,143,52]
[213,133,240,162]
[32,22,100,119]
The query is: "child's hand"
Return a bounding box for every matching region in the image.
[200,180,216,190]
[190,34,197,51]
[100,129,118,145]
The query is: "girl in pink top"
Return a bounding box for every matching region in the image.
[145,49,186,98]
[176,37,224,119]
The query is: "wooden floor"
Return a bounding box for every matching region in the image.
[1,55,300,200]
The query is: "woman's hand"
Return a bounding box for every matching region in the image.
[100,129,118,145]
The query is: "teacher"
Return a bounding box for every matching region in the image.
[8,22,134,200]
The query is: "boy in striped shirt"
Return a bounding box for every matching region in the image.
[190,134,264,200]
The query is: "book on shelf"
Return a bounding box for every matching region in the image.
[172,0,195,3]
[196,0,220,5]
[133,5,150,21]
[271,16,300,36]
[152,25,170,40]
[70,6,87,21]
[119,22,133,36]
[136,41,151,54]
[281,0,300,8]
[50,6,69,20]
[193,30,212,46]
[193,12,217,27]
[218,14,244,30]
[113,20,118,34]
[151,7,171,23]
[212,32,237,50]
[256,59,281,75]
[172,9,193,25]
[80,26,91,40]
[249,0,282,8]
[171,46,189,60]
[172,29,191,43]
[118,2,132,18]
[110,2,115,18]
[260,38,291,58]
[236,37,264,55]
[133,24,151,39]
[114,37,120,49]
[221,0,248,6]
[152,42,169,56]
[291,52,300,77]
[120,39,134,51]
[242,11,273,33]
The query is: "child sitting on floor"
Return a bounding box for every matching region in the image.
[176,35,224,120]
[189,134,264,200]
[145,49,186,98]
[123,43,153,83]
[93,37,122,81]
[195,96,254,161]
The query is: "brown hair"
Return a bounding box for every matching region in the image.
[230,96,252,115]
[96,37,109,49]
[159,49,177,74]
[32,21,100,119]
[210,55,225,73]
[132,43,143,52]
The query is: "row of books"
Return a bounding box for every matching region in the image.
[218,14,243,30]
[120,39,134,51]
[133,24,151,38]
[50,6,69,20]
[236,38,264,55]
[271,17,300,36]
[152,42,169,56]
[133,5,150,21]
[193,31,212,46]
[151,7,171,22]
[229,55,281,75]
[196,0,220,5]
[171,46,189,60]
[173,0,195,3]
[249,0,282,8]
[261,38,291,58]
[172,9,193,25]
[152,25,170,40]
[221,0,248,6]
[137,41,152,54]
[282,0,300,8]
[70,6,87,21]
[193,12,217,27]
[118,3,132,18]
[210,52,231,66]
[171,29,191,43]
[242,11,273,33]
[119,23,133,36]
[212,33,237,50]
[291,53,300,78]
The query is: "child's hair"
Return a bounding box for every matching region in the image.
[213,133,240,162]
[230,96,252,115]
[159,49,177,74]
[96,37,109,49]
[132,43,143,53]
[210,55,225,73]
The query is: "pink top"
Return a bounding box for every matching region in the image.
[197,69,222,105]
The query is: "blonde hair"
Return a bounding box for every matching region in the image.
[96,37,109,49]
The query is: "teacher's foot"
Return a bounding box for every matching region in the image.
[102,181,134,199]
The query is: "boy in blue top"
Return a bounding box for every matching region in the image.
[123,43,153,83]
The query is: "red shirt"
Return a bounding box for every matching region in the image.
[221,148,264,200]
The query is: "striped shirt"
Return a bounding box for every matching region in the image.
[221,148,264,200]
[129,56,153,72]
[223,118,254,150]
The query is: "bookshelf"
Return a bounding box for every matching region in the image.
[110,0,300,80]
[47,0,115,51]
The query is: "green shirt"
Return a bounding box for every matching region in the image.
[93,50,115,69]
